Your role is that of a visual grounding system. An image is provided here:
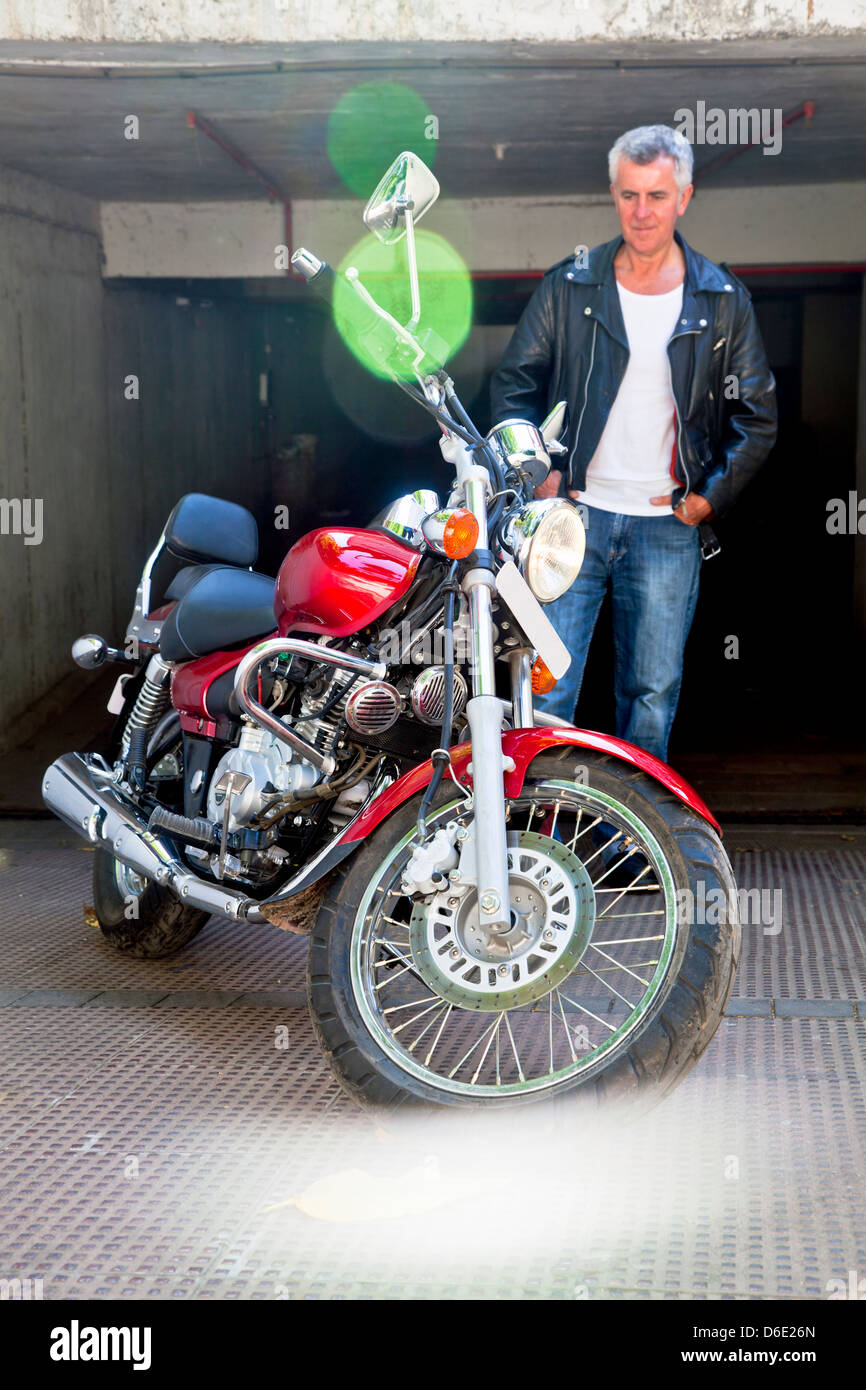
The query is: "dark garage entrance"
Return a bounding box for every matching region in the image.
[229,263,866,819]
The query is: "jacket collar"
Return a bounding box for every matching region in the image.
[563,230,734,347]
[565,230,733,296]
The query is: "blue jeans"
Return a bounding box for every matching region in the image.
[535,506,701,762]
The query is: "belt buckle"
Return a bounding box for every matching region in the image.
[700,527,721,561]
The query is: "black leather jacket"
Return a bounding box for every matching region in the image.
[489,231,777,519]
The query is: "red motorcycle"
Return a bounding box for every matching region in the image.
[43,153,738,1110]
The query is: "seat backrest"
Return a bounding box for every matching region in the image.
[164,493,258,568]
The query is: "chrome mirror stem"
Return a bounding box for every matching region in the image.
[401,201,421,328]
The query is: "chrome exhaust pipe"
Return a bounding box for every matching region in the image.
[41,753,256,921]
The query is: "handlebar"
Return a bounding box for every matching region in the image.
[291,248,336,301]
[292,246,440,374]
[291,245,515,521]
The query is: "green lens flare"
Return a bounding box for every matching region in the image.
[328,82,436,197]
[333,231,472,382]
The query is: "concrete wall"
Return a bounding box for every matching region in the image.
[0,164,111,746]
[101,284,263,629]
[101,202,284,279]
[3,0,864,43]
[102,182,866,278]
[856,276,866,645]
[0,163,262,748]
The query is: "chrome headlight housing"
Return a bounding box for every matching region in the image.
[499,499,586,603]
[369,490,440,548]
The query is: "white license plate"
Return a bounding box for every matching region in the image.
[495,561,571,679]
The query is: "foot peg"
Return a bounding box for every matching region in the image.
[147,805,220,849]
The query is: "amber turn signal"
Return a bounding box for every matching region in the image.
[531,656,557,694]
[442,509,480,559]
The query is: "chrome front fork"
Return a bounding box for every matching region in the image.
[461,471,513,933]
[507,649,535,728]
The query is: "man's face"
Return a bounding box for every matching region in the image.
[611,155,693,258]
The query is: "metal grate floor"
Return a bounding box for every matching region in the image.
[0,820,863,1300]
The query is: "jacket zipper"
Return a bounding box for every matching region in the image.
[667,325,703,502]
[567,317,598,487]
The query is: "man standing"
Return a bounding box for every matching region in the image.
[490,124,777,762]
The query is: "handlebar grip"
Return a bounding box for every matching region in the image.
[291,248,336,303]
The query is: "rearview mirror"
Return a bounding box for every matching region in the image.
[363,152,440,245]
[540,400,568,456]
[540,400,567,445]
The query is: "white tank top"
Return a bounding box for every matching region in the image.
[576,280,684,517]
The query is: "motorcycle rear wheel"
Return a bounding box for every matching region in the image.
[307,748,739,1112]
[92,715,209,959]
[92,850,209,958]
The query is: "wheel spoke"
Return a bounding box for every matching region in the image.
[383,994,441,1016]
[407,1002,450,1053]
[422,1004,453,1066]
[448,1012,505,1079]
[374,960,417,991]
[595,861,654,912]
[548,991,554,1074]
[558,990,619,1034]
[567,810,601,853]
[593,913,665,923]
[373,944,414,966]
[567,813,603,855]
[590,930,665,942]
[555,988,578,1062]
[579,958,639,1008]
[589,840,636,884]
[502,1011,525,1083]
[391,999,444,1036]
[588,942,653,988]
[471,1013,504,1085]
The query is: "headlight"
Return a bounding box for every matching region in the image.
[500,500,586,603]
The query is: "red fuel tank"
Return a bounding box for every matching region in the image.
[275,528,420,638]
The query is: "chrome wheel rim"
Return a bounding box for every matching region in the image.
[350,780,679,1099]
[112,858,148,900]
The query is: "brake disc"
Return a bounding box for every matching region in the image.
[409,831,595,1012]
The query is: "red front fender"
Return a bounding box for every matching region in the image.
[341,726,719,844]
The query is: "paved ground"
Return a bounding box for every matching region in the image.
[0,817,864,1301]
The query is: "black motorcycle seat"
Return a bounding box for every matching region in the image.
[159,566,277,663]
[165,564,221,602]
[164,493,259,568]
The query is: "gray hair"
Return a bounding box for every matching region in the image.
[608,125,694,193]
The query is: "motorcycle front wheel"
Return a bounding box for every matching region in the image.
[307,748,739,1112]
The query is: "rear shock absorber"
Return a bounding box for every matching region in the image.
[120,654,172,758]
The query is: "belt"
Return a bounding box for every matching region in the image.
[698,523,721,560]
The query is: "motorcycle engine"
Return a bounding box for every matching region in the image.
[204,654,363,836]
[205,722,320,833]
